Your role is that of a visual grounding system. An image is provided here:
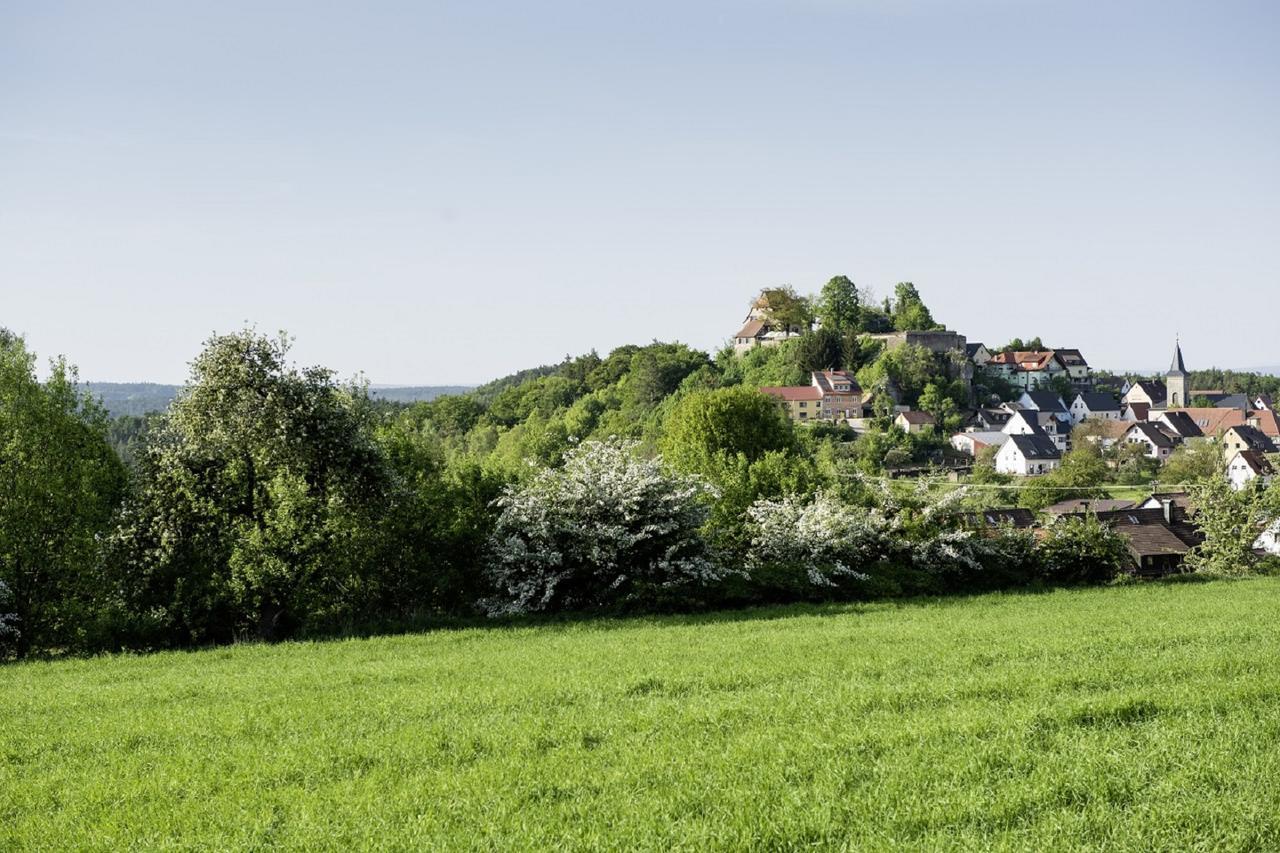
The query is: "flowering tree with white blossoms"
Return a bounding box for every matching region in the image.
[746,492,889,593]
[485,439,723,615]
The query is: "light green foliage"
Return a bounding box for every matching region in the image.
[659,386,794,472]
[857,342,938,406]
[0,330,126,656]
[1018,443,1110,510]
[1187,473,1276,577]
[1158,442,1221,487]
[7,581,1280,848]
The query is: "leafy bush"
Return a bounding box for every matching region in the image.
[1038,515,1131,584]
[745,492,885,598]
[485,440,722,615]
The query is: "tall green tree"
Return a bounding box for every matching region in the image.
[0,330,126,655]
[112,331,389,644]
[817,275,862,333]
[891,282,940,331]
[758,286,814,333]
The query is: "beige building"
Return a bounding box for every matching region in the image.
[760,371,864,423]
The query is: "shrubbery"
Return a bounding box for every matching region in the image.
[484,440,722,615]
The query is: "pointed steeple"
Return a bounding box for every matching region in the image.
[1167,338,1187,377]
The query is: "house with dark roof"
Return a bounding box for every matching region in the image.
[1122,401,1150,422]
[965,408,1012,431]
[1123,422,1179,462]
[1060,504,1203,577]
[957,508,1037,530]
[1017,391,1069,415]
[995,431,1061,476]
[1227,450,1275,491]
[1044,498,1137,517]
[1222,425,1274,459]
[965,342,992,366]
[1122,380,1167,409]
[1069,391,1122,425]
[1153,410,1204,440]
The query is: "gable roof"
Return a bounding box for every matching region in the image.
[958,508,1036,529]
[1246,409,1280,439]
[759,385,822,402]
[1126,422,1178,449]
[1053,348,1088,367]
[990,351,1063,372]
[965,342,988,357]
[1021,391,1068,412]
[1074,391,1120,411]
[896,411,936,425]
[1213,394,1251,411]
[1231,450,1276,477]
[1156,410,1204,438]
[1125,402,1151,421]
[734,319,767,339]
[1044,498,1137,516]
[1125,380,1167,403]
[1225,424,1274,451]
[1007,433,1061,460]
[1162,407,1245,436]
[1068,506,1204,556]
[812,370,861,394]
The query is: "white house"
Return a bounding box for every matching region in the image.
[1122,380,1166,409]
[1069,392,1122,425]
[995,432,1062,476]
[1227,450,1275,491]
[950,431,1009,457]
[1123,422,1178,463]
[1004,409,1068,452]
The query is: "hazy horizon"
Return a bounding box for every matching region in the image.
[4,1,1277,385]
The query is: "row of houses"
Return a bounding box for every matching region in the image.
[948,342,1280,483]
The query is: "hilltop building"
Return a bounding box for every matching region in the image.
[760,371,863,423]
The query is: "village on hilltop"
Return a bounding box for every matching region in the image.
[731,287,1279,575]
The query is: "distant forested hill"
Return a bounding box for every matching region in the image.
[86,382,474,416]
[84,383,181,417]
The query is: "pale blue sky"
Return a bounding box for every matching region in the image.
[2,1,1277,383]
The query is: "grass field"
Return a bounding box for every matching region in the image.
[5,579,1280,850]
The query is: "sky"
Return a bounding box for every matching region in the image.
[2,0,1277,384]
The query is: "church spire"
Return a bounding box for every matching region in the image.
[1168,338,1187,377]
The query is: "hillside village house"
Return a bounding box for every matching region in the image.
[895,411,936,433]
[1123,422,1178,463]
[950,430,1008,456]
[1003,408,1069,452]
[1122,380,1166,409]
[1070,391,1122,424]
[1227,450,1275,491]
[760,371,863,423]
[986,350,1070,391]
[732,292,808,352]
[995,432,1061,476]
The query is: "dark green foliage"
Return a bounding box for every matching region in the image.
[1038,515,1131,584]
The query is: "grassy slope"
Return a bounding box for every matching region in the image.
[4,580,1280,851]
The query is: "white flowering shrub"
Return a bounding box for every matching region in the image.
[746,492,888,594]
[484,439,722,615]
[0,580,18,658]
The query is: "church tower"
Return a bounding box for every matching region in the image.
[1166,338,1189,409]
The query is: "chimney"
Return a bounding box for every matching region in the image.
[1160,498,1173,524]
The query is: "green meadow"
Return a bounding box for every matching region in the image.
[4,579,1280,851]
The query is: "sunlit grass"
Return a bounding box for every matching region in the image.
[4,579,1280,850]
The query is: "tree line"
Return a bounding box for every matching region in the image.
[4,289,1276,657]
